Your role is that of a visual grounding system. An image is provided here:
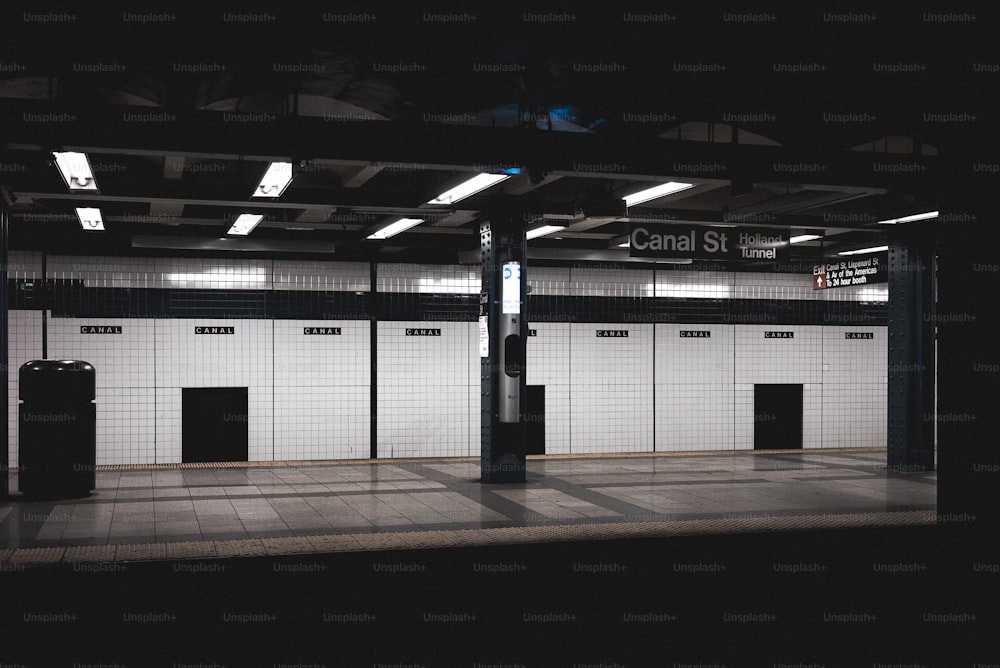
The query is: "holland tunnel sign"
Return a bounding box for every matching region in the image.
[628,223,790,261]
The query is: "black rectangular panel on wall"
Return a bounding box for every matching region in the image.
[181,388,249,463]
[754,384,803,450]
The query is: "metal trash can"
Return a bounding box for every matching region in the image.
[18,360,96,498]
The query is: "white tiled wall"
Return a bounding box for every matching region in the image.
[569,324,654,453]
[822,327,888,448]
[155,319,273,463]
[272,320,370,460]
[4,257,889,464]
[655,324,735,451]
[525,323,572,454]
[377,321,475,457]
[377,264,479,294]
[47,318,157,465]
[734,325,824,450]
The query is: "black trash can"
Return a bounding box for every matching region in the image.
[18,360,96,498]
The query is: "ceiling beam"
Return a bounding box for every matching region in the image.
[1,99,951,192]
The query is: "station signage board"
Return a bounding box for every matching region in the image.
[628,223,790,261]
[813,255,887,290]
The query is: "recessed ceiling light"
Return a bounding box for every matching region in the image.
[367,218,424,240]
[252,162,294,198]
[526,224,566,240]
[790,234,822,244]
[427,174,510,205]
[53,152,98,191]
[227,214,264,236]
[622,182,695,207]
[75,207,104,231]
[838,245,888,256]
[877,211,938,224]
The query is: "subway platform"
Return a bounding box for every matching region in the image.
[0,448,936,567]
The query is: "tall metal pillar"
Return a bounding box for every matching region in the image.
[887,229,936,471]
[1,204,8,497]
[936,221,1000,527]
[480,201,527,483]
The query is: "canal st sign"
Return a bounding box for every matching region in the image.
[628,223,790,261]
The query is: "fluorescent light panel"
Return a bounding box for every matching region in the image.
[53,152,98,191]
[252,162,294,198]
[838,245,889,256]
[227,214,264,236]
[526,224,566,240]
[75,207,104,231]
[623,181,695,207]
[790,234,822,244]
[367,218,424,240]
[427,173,510,205]
[877,210,939,224]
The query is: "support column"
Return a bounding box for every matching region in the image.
[887,230,936,471]
[1,204,7,496]
[936,221,1000,527]
[480,201,527,483]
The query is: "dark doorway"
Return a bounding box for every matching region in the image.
[526,385,545,455]
[182,387,249,463]
[754,384,803,450]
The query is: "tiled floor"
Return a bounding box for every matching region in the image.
[0,449,936,564]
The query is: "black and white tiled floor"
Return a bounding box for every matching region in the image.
[0,449,936,565]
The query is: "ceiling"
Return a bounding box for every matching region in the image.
[1,5,991,270]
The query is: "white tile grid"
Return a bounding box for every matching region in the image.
[568,267,655,298]
[654,270,734,299]
[272,321,371,460]
[734,325,823,385]
[733,326,823,450]
[153,258,272,290]
[46,318,157,465]
[468,322,480,456]
[6,250,42,279]
[525,267,571,296]
[6,310,42,469]
[822,327,888,384]
[656,384,735,451]
[820,385,888,448]
[525,323,571,454]
[377,322,472,457]
[820,326,888,448]
[654,324,736,451]
[155,319,273,463]
[45,255,160,289]
[273,388,369,460]
[272,260,370,292]
[377,263,479,294]
[569,324,653,453]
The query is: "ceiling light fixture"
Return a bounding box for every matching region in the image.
[367,218,425,240]
[427,173,510,205]
[53,152,98,191]
[790,234,823,244]
[75,207,104,231]
[252,162,294,198]
[838,245,889,256]
[876,210,939,224]
[526,224,566,240]
[622,181,695,207]
[227,214,264,236]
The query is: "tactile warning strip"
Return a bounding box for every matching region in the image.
[90,447,885,471]
[0,509,935,569]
